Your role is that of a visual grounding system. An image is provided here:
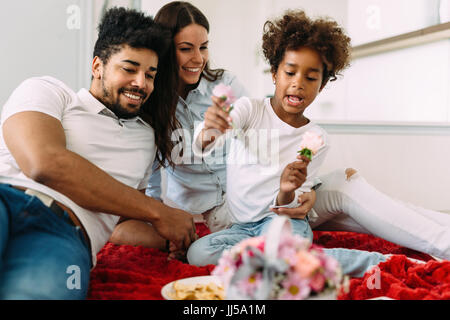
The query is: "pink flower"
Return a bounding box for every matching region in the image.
[212,83,236,105]
[237,236,265,253]
[279,272,311,300]
[215,228,343,299]
[280,233,310,251]
[213,250,240,289]
[213,253,236,276]
[278,245,298,266]
[309,273,326,292]
[235,272,262,297]
[298,131,324,160]
[277,233,308,265]
[294,251,322,278]
[322,256,341,283]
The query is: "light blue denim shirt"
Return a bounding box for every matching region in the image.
[146,71,248,214]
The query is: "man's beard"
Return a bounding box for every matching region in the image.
[101,79,146,119]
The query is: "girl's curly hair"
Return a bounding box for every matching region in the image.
[262,10,351,86]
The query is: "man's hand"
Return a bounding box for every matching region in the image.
[151,205,197,251]
[271,190,316,219]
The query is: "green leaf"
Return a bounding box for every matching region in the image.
[298,148,312,160]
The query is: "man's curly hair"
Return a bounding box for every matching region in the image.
[93,7,179,168]
[262,10,351,86]
[94,7,170,63]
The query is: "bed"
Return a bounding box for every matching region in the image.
[87,223,450,300]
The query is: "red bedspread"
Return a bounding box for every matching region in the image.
[87,224,449,300]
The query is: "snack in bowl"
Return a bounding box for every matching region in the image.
[164,276,225,300]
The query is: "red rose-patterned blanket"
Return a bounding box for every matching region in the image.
[87,224,449,300]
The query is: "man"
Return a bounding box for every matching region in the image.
[0,7,195,299]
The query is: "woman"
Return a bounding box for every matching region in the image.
[111,1,450,262]
[109,1,251,252]
[148,1,249,233]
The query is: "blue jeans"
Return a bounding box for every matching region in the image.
[187,215,386,278]
[187,216,312,266]
[0,184,92,299]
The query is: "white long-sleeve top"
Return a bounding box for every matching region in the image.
[193,97,329,224]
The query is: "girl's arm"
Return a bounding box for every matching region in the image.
[200,96,231,149]
[271,190,317,219]
[271,131,329,210]
[192,96,254,157]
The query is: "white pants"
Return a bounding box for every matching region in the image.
[312,169,450,260]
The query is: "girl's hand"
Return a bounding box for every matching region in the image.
[204,96,233,132]
[201,96,233,148]
[279,156,309,193]
[276,155,310,206]
[271,190,316,219]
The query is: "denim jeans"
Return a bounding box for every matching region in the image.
[0,184,91,299]
[187,215,387,278]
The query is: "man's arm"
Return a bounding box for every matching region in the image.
[2,111,195,249]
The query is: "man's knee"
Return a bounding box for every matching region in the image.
[109,222,126,245]
[109,219,166,248]
[109,219,144,244]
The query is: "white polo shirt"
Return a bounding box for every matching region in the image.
[0,76,156,266]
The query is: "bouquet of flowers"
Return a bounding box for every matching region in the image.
[212,216,344,300]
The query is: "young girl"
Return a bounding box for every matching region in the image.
[187,10,388,277]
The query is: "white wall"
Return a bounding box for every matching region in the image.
[347,0,441,45]
[320,131,450,211]
[0,0,93,109]
[306,39,450,123]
